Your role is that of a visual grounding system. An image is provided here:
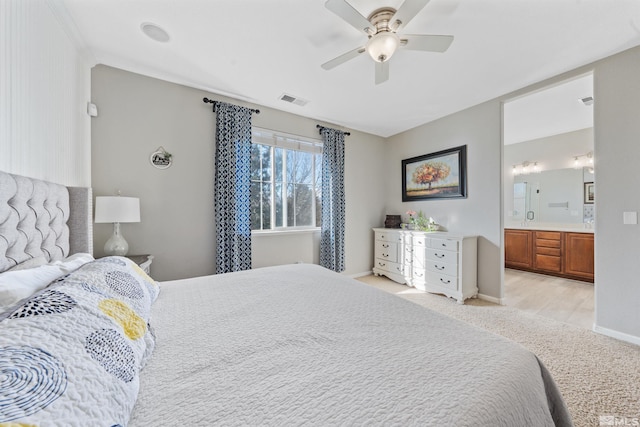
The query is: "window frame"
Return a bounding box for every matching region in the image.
[250,127,322,233]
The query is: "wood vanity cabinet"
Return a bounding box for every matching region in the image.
[534,231,562,274]
[505,229,594,283]
[563,232,595,281]
[505,229,533,269]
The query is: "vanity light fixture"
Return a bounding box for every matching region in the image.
[572,151,594,169]
[512,161,539,176]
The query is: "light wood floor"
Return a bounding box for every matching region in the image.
[504,268,594,329]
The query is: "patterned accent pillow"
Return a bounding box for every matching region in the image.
[0,256,160,425]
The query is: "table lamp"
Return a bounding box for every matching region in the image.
[94,196,141,256]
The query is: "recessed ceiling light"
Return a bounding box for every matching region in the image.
[141,22,170,42]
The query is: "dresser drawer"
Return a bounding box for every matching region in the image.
[425,259,457,277]
[411,234,429,248]
[430,237,459,251]
[426,271,458,291]
[411,246,426,269]
[412,267,427,282]
[376,230,404,242]
[375,241,398,263]
[374,259,404,274]
[426,248,458,264]
[375,260,406,276]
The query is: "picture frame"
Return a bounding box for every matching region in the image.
[150,146,173,170]
[402,145,467,201]
[584,182,594,204]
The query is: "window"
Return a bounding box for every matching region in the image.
[250,128,322,231]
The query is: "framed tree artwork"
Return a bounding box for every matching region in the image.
[402,145,467,201]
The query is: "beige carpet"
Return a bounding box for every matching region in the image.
[356,275,640,427]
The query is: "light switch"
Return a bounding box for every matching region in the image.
[623,211,637,225]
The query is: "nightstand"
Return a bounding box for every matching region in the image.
[125,254,154,275]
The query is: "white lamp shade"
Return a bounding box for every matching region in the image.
[95,196,141,223]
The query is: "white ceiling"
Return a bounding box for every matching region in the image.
[504,73,594,145]
[60,0,640,138]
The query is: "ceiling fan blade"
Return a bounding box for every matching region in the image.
[375,61,389,85]
[325,0,372,34]
[322,46,366,70]
[401,34,454,52]
[391,0,431,31]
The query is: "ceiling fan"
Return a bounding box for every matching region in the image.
[321,0,454,84]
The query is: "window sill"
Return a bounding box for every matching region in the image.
[252,228,321,237]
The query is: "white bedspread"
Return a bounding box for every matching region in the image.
[130,264,572,426]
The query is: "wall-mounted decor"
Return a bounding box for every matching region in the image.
[402,145,467,201]
[150,146,172,169]
[584,182,594,204]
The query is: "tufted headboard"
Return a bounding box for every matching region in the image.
[0,171,93,273]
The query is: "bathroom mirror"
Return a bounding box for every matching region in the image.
[512,167,594,223]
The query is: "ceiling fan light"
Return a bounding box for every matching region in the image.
[366,32,400,63]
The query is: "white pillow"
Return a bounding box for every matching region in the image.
[0,253,94,312]
[52,252,95,273]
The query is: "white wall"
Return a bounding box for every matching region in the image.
[385,101,504,301]
[91,65,387,281]
[0,0,91,186]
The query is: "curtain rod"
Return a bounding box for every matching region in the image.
[203,97,260,114]
[316,124,350,136]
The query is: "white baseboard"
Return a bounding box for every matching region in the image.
[348,271,373,279]
[593,325,640,346]
[477,293,506,305]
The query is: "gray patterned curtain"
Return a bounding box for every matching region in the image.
[319,127,346,272]
[214,101,253,273]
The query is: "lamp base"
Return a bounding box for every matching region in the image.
[104,222,129,256]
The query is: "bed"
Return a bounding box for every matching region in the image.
[0,171,573,426]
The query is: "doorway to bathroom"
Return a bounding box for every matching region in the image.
[502,73,595,329]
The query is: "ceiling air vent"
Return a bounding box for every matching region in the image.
[279,93,308,107]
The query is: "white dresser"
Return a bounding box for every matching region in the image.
[372,228,478,304]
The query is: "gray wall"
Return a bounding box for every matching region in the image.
[385,102,504,301]
[593,46,640,340]
[91,65,387,281]
[383,44,640,341]
[92,40,640,342]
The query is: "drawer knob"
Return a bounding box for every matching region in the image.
[382,254,389,258]
[442,243,447,247]
[378,262,386,267]
[435,253,445,258]
[382,244,389,248]
[440,278,451,284]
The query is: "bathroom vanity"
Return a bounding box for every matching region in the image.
[505,226,594,283]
